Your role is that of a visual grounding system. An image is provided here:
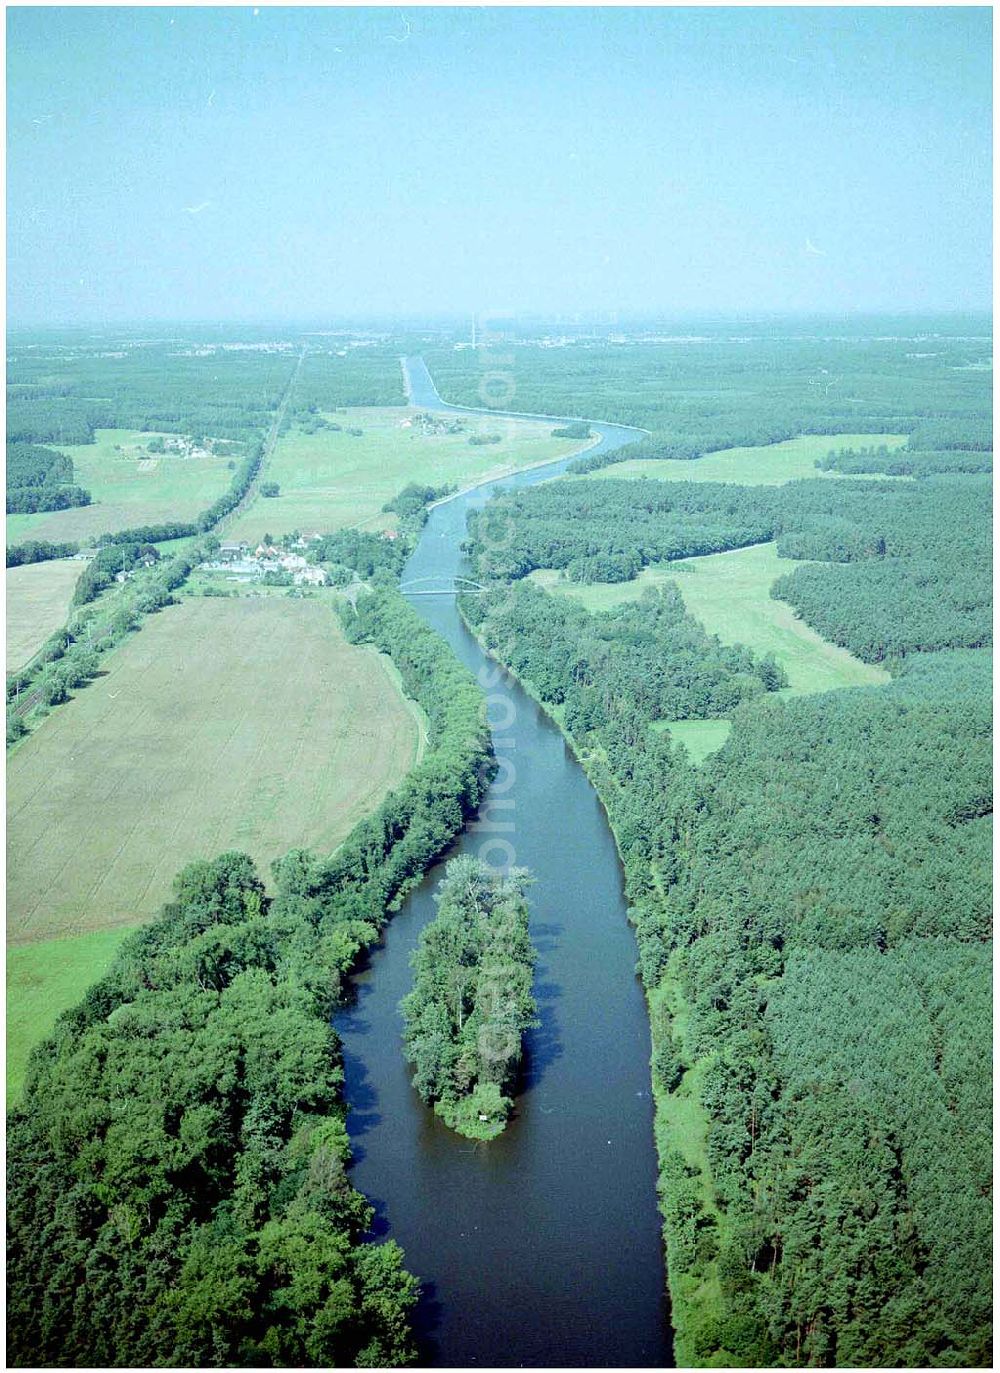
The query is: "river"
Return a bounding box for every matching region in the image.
[334,358,671,1367]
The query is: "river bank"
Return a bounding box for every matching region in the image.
[456,596,720,1366]
[334,361,672,1366]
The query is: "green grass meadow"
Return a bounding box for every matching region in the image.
[585,431,908,486]
[532,542,887,696]
[7,926,138,1106]
[226,407,588,543]
[7,597,421,948]
[6,429,234,543]
[653,718,733,763]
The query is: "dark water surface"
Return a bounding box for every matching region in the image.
[334,359,671,1367]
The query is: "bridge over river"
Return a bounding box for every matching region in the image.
[398,575,486,597]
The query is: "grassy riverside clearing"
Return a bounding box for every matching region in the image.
[6,925,139,1106]
[653,718,732,763]
[648,975,728,1365]
[226,406,589,543]
[7,596,420,949]
[6,428,233,543]
[584,431,908,485]
[530,542,887,696]
[6,558,82,671]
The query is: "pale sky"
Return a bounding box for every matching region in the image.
[6,6,993,324]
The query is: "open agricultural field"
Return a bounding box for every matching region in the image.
[6,429,234,543]
[6,558,82,671]
[226,406,589,543]
[530,541,887,697]
[6,925,139,1106]
[584,432,908,485]
[7,595,421,948]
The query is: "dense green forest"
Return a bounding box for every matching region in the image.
[426,328,990,458]
[817,444,992,476]
[401,858,537,1139]
[466,473,992,661]
[8,584,497,1364]
[772,554,991,662]
[7,483,91,514]
[381,482,456,536]
[7,440,92,513]
[463,580,785,727]
[771,474,991,660]
[5,339,403,450]
[6,345,299,445]
[461,374,992,1367]
[284,347,406,417]
[654,651,992,1366]
[468,479,777,581]
[7,853,419,1367]
[8,441,75,487]
[98,520,200,546]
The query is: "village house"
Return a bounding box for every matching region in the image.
[113,548,160,583]
[197,542,326,587]
[225,559,263,580]
[293,566,327,587]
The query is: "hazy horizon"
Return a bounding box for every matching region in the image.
[5,307,994,339]
[8,6,993,325]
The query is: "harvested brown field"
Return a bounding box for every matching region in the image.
[6,558,82,671]
[7,596,422,944]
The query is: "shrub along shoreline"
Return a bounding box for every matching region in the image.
[401,857,537,1139]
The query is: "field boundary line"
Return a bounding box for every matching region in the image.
[216,346,307,535]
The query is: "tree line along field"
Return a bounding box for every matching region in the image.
[6,596,421,1089]
[6,557,83,671]
[4,338,417,1097]
[5,429,235,543]
[7,582,494,1368]
[225,405,590,544]
[8,597,421,944]
[531,541,887,695]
